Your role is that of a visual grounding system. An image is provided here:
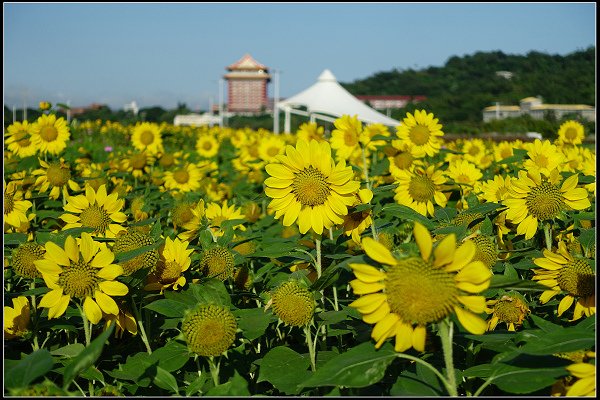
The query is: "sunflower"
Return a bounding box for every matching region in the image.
[170,201,197,230]
[493,140,519,165]
[330,114,362,161]
[258,135,286,163]
[4,296,31,339]
[296,122,325,143]
[112,229,159,275]
[163,163,204,193]
[270,280,315,327]
[182,304,238,357]
[264,138,361,235]
[551,352,596,397]
[199,246,235,281]
[60,184,128,238]
[196,134,220,158]
[5,120,38,158]
[30,114,71,156]
[556,120,585,146]
[78,162,109,192]
[445,159,483,193]
[461,138,493,168]
[342,188,374,244]
[395,110,444,158]
[10,242,45,279]
[205,200,246,237]
[178,200,206,241]
[503,169,591,240]
[360,123,390,150]
[102,300,138,338]
[476,175,512,203]
[120,151,156,179]
[145,236,192,292]
[34,232,129,324]
[131,122,163,155]
[4,180,33,229]
[349,222,492,352]
[522,139,565,177]
[392,165,448,217]
[485,292,530,331]
[532,241,595,321]
[32,158,81,201]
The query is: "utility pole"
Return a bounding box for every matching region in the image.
[273,69,280,134]
[219,78,224,128]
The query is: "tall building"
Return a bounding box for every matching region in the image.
[224,54,271,114]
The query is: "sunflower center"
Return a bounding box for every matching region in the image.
[59,260,100,298]
[344,131,358,146]
[493,297,528,324]
[113,231,158,275]
[173,169,190,184]
[533,154,549,168]
[156,260,182,283]
[4,194,15,214]
[39,125,59,142]
[203,141,213,151]
[394,152,414,170]
[18,138,32,147]
[267,146,280,157]
[140,130,155,145]
[200,247,234,281]
[557,259,595,297]
[159,153,175,167]
[385,257,459,325]
[172,204,194,226]
[47,164,71,187]
[182,304,237,356]
[468,146,481,156]
[12,243,45,279]
[525,182,565,221]
[409,125,431,146]
[471,235,498,269]
[500,147,513,159]
[408,175,435,202]
[79,205,111,234]
[271,281,315,326]
[130,153,147,170]
[564,128,578,140]
[13,130,28,141]
[292,166,331,207]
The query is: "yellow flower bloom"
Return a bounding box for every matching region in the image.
[349,222,492,352]
[556,120,585,146]
[145,236,192,292]
[445,159,483,193]
[39,101,51,110]
[60,184,127,238]
[5,121,38,158]
[4,296,31,339]
[342,188,374,244]
[486,292,530,331]
[32,158,81,201]
[34,232,129,324]
[476,175,512,203]
[205,200,246,237]
[131,122,163,155]
[360,123,390,150]
[523,139,565,177]
[4,180,32,229]
[330,114,362,161]
[196,134,220,158]
[532,241,595,321]
[395,110,444,158]
[264,138,361,235]
[392,165,448,217]
[177,199,206,241]
[103,301,138,338]
[163,163,204,193]
[258,135,286,163]
[504,169,591,240]
[30,114,70,155]
[493,140,519,165]
[296,122,325,143]
[120,151,156,179]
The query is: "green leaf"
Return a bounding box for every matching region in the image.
[257,346,312,395]
[299,342,397,388]
[188,279,231,307]
[152,366,179,395]
[114,241,161,264]
[205,371,250,396]
[5,349,55,390]
[144,299,192,318]
[62,322,115,390]
[233,307,275,341]
[464,362,567,394]
[390,371,443,396]
[488,275,549,291]
[149,340,190,372]
[50,343,85,358]
[185,374,208,396]
[3,232,28,245]
[517,329,595,355]
[579,228,595,252]
[480,217,493,236]
[381,204,435,229]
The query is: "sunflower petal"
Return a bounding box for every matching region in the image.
[98,281,129,296]
[414,222,432,261]
[362,237,397,266]
[84,297,103,324]
[454,306,487,335]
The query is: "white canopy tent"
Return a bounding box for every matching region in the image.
[275,69,401,133]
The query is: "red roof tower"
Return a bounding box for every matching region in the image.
[224,54,271,113]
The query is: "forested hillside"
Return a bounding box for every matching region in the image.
[341,47,595,124]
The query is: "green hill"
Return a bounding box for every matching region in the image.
[340,47,596,125]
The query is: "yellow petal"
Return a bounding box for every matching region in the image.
[374,317,400,349]
[539,290,559,304]
[363,301,391,324]
[44,241,71,267]
[39,289,64,308]
[80,233,96,263]
[433,234,456,268]
[457,296,487,314]
[310,207,324,235]
[90,248,115,268]
[297,208,312,234]
[445,240,476,272]
[412,325,427,352]
[394,322,413,352]
[98,281,129,296]
[349,293,387,314]
[349,263,386,283]
[64,236,79,263]
[48,295,70,319]
[97,264,124,280]
[565,377,595,397]
[454,306,487,335]
[94,290,119,315]
[414,222,432,261]
[265,163,295,180]
[84,297,103,324]
[282,201,301,226]
[362,237,397,266]
[34,259,62,277]
[455,261,492,285]
[557,295,575,316]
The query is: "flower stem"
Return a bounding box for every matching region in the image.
[438,317,458,396]
[314,237,322,279]
[394,353,451,393]
[303,324,317,372]
[30,280,39,351]
[131,297,152,354]
[543,223,552,251]
[208,356,220,386]
[361,146,371,191]
[77,303,91,346]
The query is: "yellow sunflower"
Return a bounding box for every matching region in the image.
[163,163,204,193]
[342,188,374,244]
[205,200,246,237]
[196,134,220,158]
[392,165,448,217]
[349,222,492,352]
[503,169,591,240]
[522,139,565,177]
[296,122,325,143]
[330,114,362,161]
[462,138,493,169]
[60,184,128,238]
[395,110,444,158]
[532,241,595,321]
[485,292,530,331]
[32,158,81,201]
[120,151,156,179]
[144,237,193,292]
[445,159,483,191]
[178,200,206,241]
[258,135,286,163]
[562,356,596,396]
[360,123,390,150]
[476,175,512,203]
[556,120,585,146]
[34,232,129,324]
[4,180,33,229]
[493,140,519,165]
[5,120,38,158]
[131,122,163,155]
[30,114,71,155]
[264,138,361,235]
[4,296,31,339]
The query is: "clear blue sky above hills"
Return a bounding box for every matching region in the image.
[4,2,596,111]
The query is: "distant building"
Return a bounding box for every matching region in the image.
[69,103,106,117]
[355,95,426,110]
[174,113,222,127]
[495,71,514,80]
[483,97,595,123]
[224,54,271,114]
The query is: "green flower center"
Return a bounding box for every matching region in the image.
[393,152,414,170]
[385,257,459,325]
[525,181,565,221]
[271,281,315,326]
[565,128,578,141]
[159,153,175,167]
[471,236,498,269]
[409,125,431,146]
[130,153,147,170]
[182,304,237,356]
[39,125,58,142]
[493,296,529,324]
[59,260,100,298]
[47,164,71,187]
[79,205,111,235]
[140,130,155,145]
[344,131,358,147]
[292,166,331,207]
[113,231,158,275]
[200,247,234,281]
[12,242,45,279]
[173,169,190,184]
[267,146,280,157]
[155,260,182,283]
[408,174,435,202]
[557,259,595,297]
[4,193,15,215]
[172,203,194,227]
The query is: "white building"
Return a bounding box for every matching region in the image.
[483,97,595,122]
[173,113,222,127]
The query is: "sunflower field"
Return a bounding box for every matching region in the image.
[3,104,596,396]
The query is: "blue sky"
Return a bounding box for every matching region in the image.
[4,2,596,111]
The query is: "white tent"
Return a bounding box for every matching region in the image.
[275,69,400,133]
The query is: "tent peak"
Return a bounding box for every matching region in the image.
[318,69,337,82]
